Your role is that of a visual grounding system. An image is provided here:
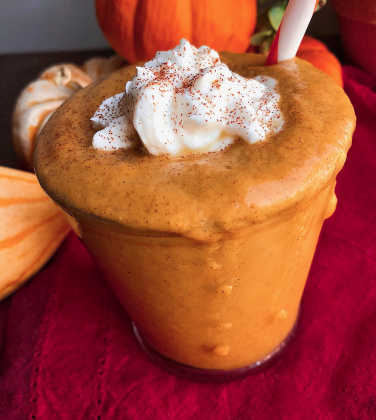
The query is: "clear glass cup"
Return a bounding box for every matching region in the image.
[59,179,337,380]
[34,51,355,381]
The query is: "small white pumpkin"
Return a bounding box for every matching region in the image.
[12,55,125,169]
[82,54,125,80]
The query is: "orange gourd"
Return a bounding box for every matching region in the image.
[95,0,257,63]
[12,56,125,170]
[297,36,343,88]
[0,166,71,300]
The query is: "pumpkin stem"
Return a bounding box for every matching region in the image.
[53,66,88,90]
[315,0,327,12]
[54,66,72,86]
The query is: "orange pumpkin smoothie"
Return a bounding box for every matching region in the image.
[34,52,355,376]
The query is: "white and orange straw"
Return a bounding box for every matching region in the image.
[266,0,320,65]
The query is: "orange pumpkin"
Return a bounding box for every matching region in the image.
[296,36,343,88]
[96,0,257,63]
[0,166,71,300]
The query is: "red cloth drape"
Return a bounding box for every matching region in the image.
[1,67,375,420]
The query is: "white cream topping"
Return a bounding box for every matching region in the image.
[91,39,284,156]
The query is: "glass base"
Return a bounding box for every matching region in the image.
[132,312,299,382]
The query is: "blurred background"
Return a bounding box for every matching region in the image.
[0,0,338,54]
[0,0,108,54]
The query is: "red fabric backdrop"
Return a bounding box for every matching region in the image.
[0,66,375,420]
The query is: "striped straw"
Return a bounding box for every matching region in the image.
[266,0,319,65]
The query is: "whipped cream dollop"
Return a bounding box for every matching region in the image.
[91,39,284,156]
